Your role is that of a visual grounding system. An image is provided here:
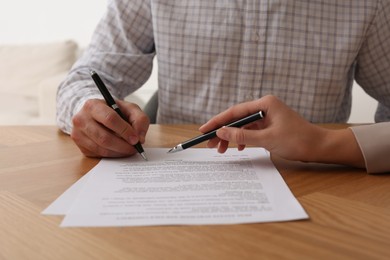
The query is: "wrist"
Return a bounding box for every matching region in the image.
[313,127,365,168]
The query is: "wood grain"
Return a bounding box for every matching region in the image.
[0,125,389,259]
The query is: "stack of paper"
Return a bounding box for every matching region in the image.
[42,148,308,227]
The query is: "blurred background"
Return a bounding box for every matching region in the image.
[0,0,377,125]
[0,0,157,125]
[0,0,106,46]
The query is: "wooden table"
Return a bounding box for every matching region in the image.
[0,125,389,259]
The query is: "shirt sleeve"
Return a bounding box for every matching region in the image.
[355,0,390,122]
[56,0,155,134]
[350,123,390,173]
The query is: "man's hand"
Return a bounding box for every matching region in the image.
[71,99,150,157]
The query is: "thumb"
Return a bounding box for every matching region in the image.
[216,127,263,146]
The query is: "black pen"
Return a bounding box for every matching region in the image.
[168,111,265,153]
[90,70,147,161]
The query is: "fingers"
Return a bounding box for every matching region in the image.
[206,129,248,154]
[71,99,149,158]
[205,136,229,152]
[200,95,283,153]
[71,127,131,157]
[199,95,330,163]
[117,100,150,143]
[199,99,266,133]
[200,96,274,153]
[83,99,145,145]
[217,139,230,153]
[216,127,265,147]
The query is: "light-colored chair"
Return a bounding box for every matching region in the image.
[0,40,151,125]
[0,40,78,125]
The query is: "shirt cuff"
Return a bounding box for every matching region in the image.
[350,122,390,174]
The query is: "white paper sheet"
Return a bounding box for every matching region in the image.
[47,148,308,227]
[41,170,90,215]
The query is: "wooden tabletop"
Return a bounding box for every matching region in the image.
[0,125,389,259]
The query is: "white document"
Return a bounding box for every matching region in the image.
[54,148,308,227]
[42,171,90,215]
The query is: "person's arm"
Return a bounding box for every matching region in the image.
[350,0,390,173]
[56,0,155,157]
[200,95,366,169]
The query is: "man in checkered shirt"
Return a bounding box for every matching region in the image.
[57,0,390,173]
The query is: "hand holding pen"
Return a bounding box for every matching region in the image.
[90,71,147,160]
[168,111,264,153]
[205,95,367,169]
[69,71,149,159]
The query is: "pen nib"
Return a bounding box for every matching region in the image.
[140,152,148,161]
[167,147,176,153]
[167,145,183,153]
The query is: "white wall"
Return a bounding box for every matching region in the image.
[0,0,377,123]
[0,0,107,46]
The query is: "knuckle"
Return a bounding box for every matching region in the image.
[97,132,112,147]
[263,94,279,103]
[84,124,94,137]
[104,111,118,125]
[119,124,130,137]
[225,106,236,118]
[234,128,246,144]
[83,99,96,112]
[72,114,84,128]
